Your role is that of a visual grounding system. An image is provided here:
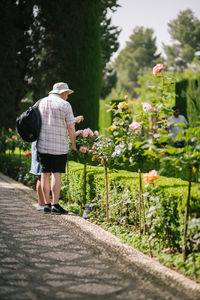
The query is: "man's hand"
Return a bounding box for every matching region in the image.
[75,115,84,123]
[71,146,77,155]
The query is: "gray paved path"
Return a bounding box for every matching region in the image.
[0,172,200,300]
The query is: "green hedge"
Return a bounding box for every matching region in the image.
[61,161,200,256]
[62,161,200,219]
[175,77,200,127]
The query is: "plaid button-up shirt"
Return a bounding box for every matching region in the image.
[37,94,75,155]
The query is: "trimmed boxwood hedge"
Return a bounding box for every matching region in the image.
[61,161,200,218]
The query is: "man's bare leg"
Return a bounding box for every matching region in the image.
[41,172,51,204]
[51,172,61,205]
[37,176,45,206]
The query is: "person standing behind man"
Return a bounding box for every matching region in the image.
[30,141,45,211]
[167,106,188,147]
[37,82,76,215]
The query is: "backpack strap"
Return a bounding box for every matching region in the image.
[33,98,42,108]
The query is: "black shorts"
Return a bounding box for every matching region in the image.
[38,152,67,173]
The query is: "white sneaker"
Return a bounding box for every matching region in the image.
[37,205,45,211]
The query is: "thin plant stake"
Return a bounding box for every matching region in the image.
[183,164,192,261]
[83,162,87,208]
[104,165,109,223]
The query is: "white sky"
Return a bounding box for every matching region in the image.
[109,0,200,60]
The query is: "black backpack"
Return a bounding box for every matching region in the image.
[16,100,42,142]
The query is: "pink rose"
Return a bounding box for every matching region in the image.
[94,130,99,136]
[117,102,123,109]
[129,121,141,131]
[117,102,128,109]
[142,102,153,112]
[82,129,89,138]
[25,152,31,157]
[19,167,22,171]
[80,146,88,153]
[124,95,128,99]
[88,129,94,137]
[152,64,165,76]
[82,128,94,138]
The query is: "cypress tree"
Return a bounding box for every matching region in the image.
[0,0,34,129]
[175,80,188,118]
[0,0,16,129]
[175,77,200,127]
[100,0,120,98]
[186,77,200,127]
[31,0,102,130]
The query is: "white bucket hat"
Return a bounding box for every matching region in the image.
[49,82,74,95]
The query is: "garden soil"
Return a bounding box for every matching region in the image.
[0,172,199,300]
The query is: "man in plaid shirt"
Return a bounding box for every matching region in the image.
[37,82,76,215]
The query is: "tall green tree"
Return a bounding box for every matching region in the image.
[30,0,102,130]
[114,26,160,97]
[0,0,117,129]
[100,0,120,98]
[0,0,34,129]
[164,9,200,71]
